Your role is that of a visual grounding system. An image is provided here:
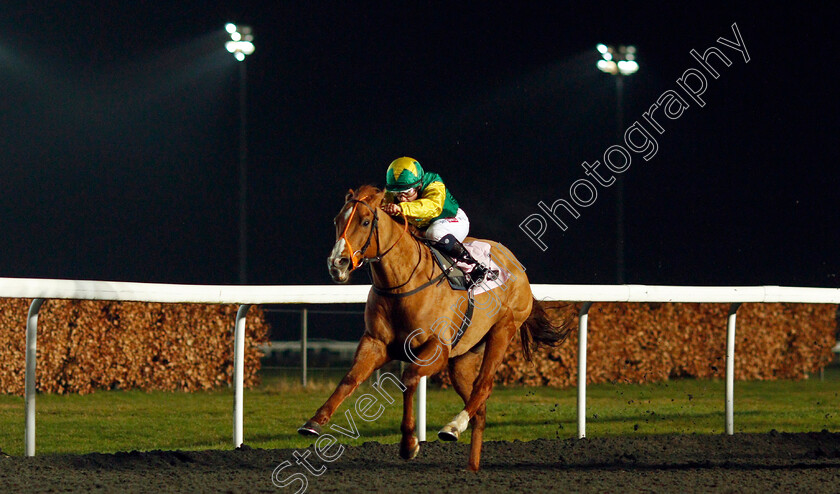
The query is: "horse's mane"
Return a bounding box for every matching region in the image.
[350,184,383,203]
[349,184,422,237]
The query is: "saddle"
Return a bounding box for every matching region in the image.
[426,241,471,291]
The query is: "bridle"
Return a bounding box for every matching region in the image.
[338,197,408,272]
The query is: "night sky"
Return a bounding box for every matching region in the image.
[1,3,838,289]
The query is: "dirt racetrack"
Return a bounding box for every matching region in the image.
[2,431,840,493]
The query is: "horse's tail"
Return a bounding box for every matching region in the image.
[519,298,573,361]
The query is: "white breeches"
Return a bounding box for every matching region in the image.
[424,208,470,242]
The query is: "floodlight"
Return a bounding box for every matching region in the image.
[617,60,638,75]
[595,44,638,76]
[597,59,618,74]
[225,24,255,62]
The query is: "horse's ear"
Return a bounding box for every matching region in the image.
[373,189,386,206]
[345,189,355,202]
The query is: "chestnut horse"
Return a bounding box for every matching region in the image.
[298,185,571,471]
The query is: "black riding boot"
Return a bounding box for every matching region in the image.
[435,234,491,285]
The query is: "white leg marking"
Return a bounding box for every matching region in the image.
[450,410,470,434]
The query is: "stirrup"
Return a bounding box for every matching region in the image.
[467,263,488,285]
[468,263,499,286]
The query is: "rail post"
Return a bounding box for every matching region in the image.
[233,304,251,448]
[725,302,741,435]
[301,308,308,388]
[25,298,45,457]
[577,302,593,439]
[416,376,427,441]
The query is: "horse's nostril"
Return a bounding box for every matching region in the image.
[338,258,349,266]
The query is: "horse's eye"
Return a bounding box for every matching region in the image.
[362,219,371,227]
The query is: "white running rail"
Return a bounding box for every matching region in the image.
[2,277,838,455]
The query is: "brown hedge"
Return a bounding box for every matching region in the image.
[438,302,836,387]
[0,299,269,395]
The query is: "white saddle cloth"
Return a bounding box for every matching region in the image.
[458,241,511,295]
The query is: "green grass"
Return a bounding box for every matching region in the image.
[1,365,839,457]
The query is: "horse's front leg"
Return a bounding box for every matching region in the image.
[299,335,388,435]
[399,339,449,459]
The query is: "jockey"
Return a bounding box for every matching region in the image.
[381,157,493,284]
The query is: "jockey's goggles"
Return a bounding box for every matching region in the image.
[392,187,417,195]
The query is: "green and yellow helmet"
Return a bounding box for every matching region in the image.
[385,157,424,192]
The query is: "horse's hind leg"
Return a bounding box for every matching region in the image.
[399,339,449,460]
[440,311,517,469]
[299,335,388,435]
[447,349,487,472]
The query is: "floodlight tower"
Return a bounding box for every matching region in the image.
[226,23,255,284]
[597,44,638,285]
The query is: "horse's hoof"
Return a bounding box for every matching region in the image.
[297,420,322,436]
[400,441,420,460]
[438,425,460,442]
